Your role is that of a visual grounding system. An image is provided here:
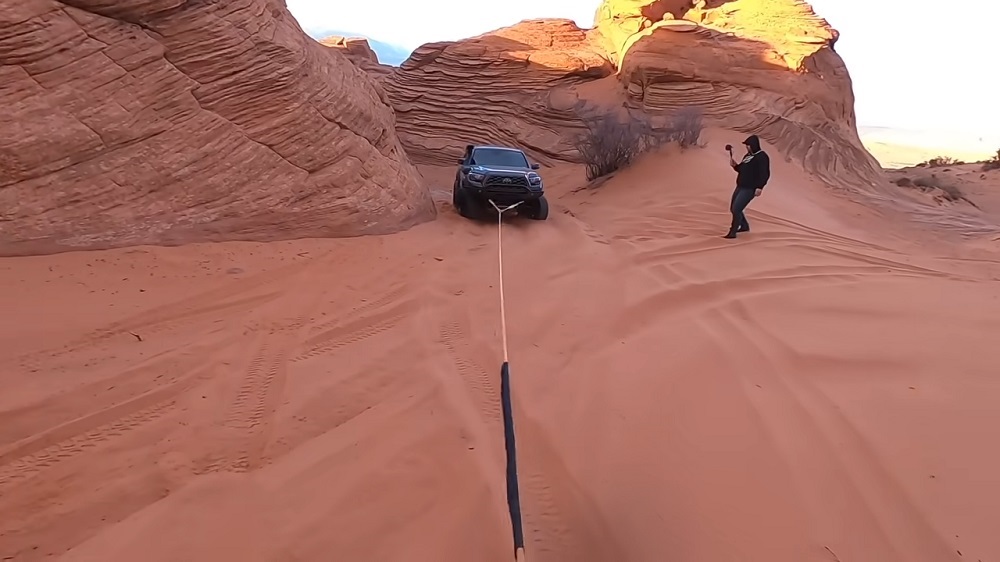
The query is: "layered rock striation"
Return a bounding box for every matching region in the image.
[319,36,392,78]
[382,20,615,166]
[0,0,434,256]
[383,0,882,189]
[597,0,883,188]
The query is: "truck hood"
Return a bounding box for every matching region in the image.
[470,165,532,174]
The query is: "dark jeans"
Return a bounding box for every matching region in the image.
[729,187,756,232]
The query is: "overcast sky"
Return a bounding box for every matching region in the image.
[287,0,1000,144]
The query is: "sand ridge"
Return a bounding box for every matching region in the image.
[2,132,1000,561]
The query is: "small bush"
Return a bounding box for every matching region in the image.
[893,177,913,187]
[982,149,1000,171]
[665,106,704,149]
[572,107,655,181]
[572,103,704,181]
[921,155,963,167]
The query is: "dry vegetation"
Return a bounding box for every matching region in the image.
[917,156,964,168]
[572,103,704,181]
[982,149,1000,171]
[918,150,1000,172]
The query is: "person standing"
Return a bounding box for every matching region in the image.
[725,135,770,239]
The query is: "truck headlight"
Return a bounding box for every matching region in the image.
[527,173,542,187]
[468,172,485,184]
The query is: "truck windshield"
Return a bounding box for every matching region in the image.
[471,148,529,168]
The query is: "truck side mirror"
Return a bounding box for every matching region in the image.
[530,163,540,170]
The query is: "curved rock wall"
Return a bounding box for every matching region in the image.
[382,20,615,166]
[599,0,883,188]
[384,0,882,190]
[0,0,434,256]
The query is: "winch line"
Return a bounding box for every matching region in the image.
[488,199,527,562]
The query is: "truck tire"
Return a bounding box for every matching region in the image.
[455,187,484,220]
[528,196,549,220]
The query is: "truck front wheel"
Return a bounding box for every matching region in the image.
[455,187,484,220]
[526,196,549,220]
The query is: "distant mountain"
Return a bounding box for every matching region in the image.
[304,27,414,66]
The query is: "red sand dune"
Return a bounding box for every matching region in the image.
[3,132,1000,561]
[2,0,1000,561]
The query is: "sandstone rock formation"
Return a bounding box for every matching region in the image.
[595,0,883,188]
[383,20,615,166]
[0,0,434,256]
[319,36,392,78]
[383,0,883,189]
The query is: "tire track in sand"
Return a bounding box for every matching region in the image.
[751,211,898,253]
[432,302,621,559]
[206,327,301,473]
[195,249,355,474]
[263,257,424,467]
[12,258,313,365]
[628,231,954,281]
[438,314,503,429]
[423,225,624,560]
[264,343,423,465]
[696,302,961,561]
[292,298,415,363]
[0,346,218,449]
[0,361,220,489]
[304,281,410,339]
[611,264,865,341]
[515,414,625,561]
[611,217,955,341]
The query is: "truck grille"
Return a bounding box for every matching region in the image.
[484,175,529,189]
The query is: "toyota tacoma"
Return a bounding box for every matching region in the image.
[452,144,549,220]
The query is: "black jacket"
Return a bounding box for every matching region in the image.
[732,135,770,191]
